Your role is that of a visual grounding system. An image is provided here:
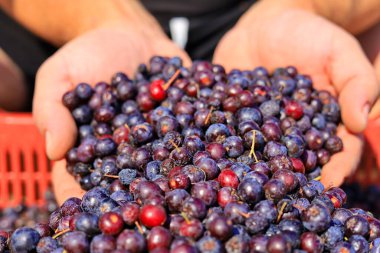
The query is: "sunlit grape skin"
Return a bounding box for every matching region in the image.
[149,79,166,101]
[139,205,167,228]
[99,212,124,235]
[218,169,239,189]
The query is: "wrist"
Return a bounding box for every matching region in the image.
[237,0,316,27]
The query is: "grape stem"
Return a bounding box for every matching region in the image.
[204,106,214,125]
[124,123,131,131]
[236,210,250,219]
[292,204,305,212]
[52,228,70,239]
[181,212,191,224]
[196,83,200,99]
[135,221,144,234]
[104,174,119,179]
[249,130,259,163]
[169,139,180,152]
[162,69,181,90]
[277,202,288,223]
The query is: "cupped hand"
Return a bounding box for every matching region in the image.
[213,2,379,187]
[33,25,190,204]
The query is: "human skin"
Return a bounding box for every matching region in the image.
[213,0,380,187]
[46,1,380,204]
[36,25,191,204]
[1,1,190,204]
[2,0,380,203]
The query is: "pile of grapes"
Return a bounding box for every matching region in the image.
[4,56,380,252]
[0,190,57,232]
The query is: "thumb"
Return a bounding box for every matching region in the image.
[52,160,85,205]
[320,126,363,187]
[152,39,192,68]
[33,55,78,160]
[330,31,379,133]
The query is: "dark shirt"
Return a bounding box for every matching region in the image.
[141,0,255,60]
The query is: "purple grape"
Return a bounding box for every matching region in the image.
[301,203,331,233]
[36,236,59,253]
[61,231,89,253]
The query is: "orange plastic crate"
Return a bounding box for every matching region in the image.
[0,112,378,208]
[350,119,380,186]
[348,142,380,186]
[0,112,52,208]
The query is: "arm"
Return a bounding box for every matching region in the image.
[0,0,163,46]
[310,0,380,35]
[256,0,380,35]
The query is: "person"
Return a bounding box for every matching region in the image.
[0,0,379,205]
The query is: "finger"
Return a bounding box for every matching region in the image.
[33,54,78,161]
[330,31,379,133]
[212,29,253,71]
[33,27,147,160]
[320,126,363,187]
[149,32,192,67]
[166,44,192,68]
[165,48,192,69]
[180,53,192,69]
[52,160,85,206]
[34,27,191,160]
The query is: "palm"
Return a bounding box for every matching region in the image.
[34,26,189,160]
[241,15,335,93]
[33,27,190,204]
[36,27,188,106]
[214,9,377,186]
[215,10,365,95]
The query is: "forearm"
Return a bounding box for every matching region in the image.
[0,0,163,46]
[311,0,380,34]
[257,0,380,35]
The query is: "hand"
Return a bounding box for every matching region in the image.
[213,2,379,187]
[33,25,190,204]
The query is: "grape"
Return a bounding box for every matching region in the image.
[36,236,59,253]
[3,57,379,253]
[10,227,41,252]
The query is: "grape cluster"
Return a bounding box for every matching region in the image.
[4,57,380,252]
